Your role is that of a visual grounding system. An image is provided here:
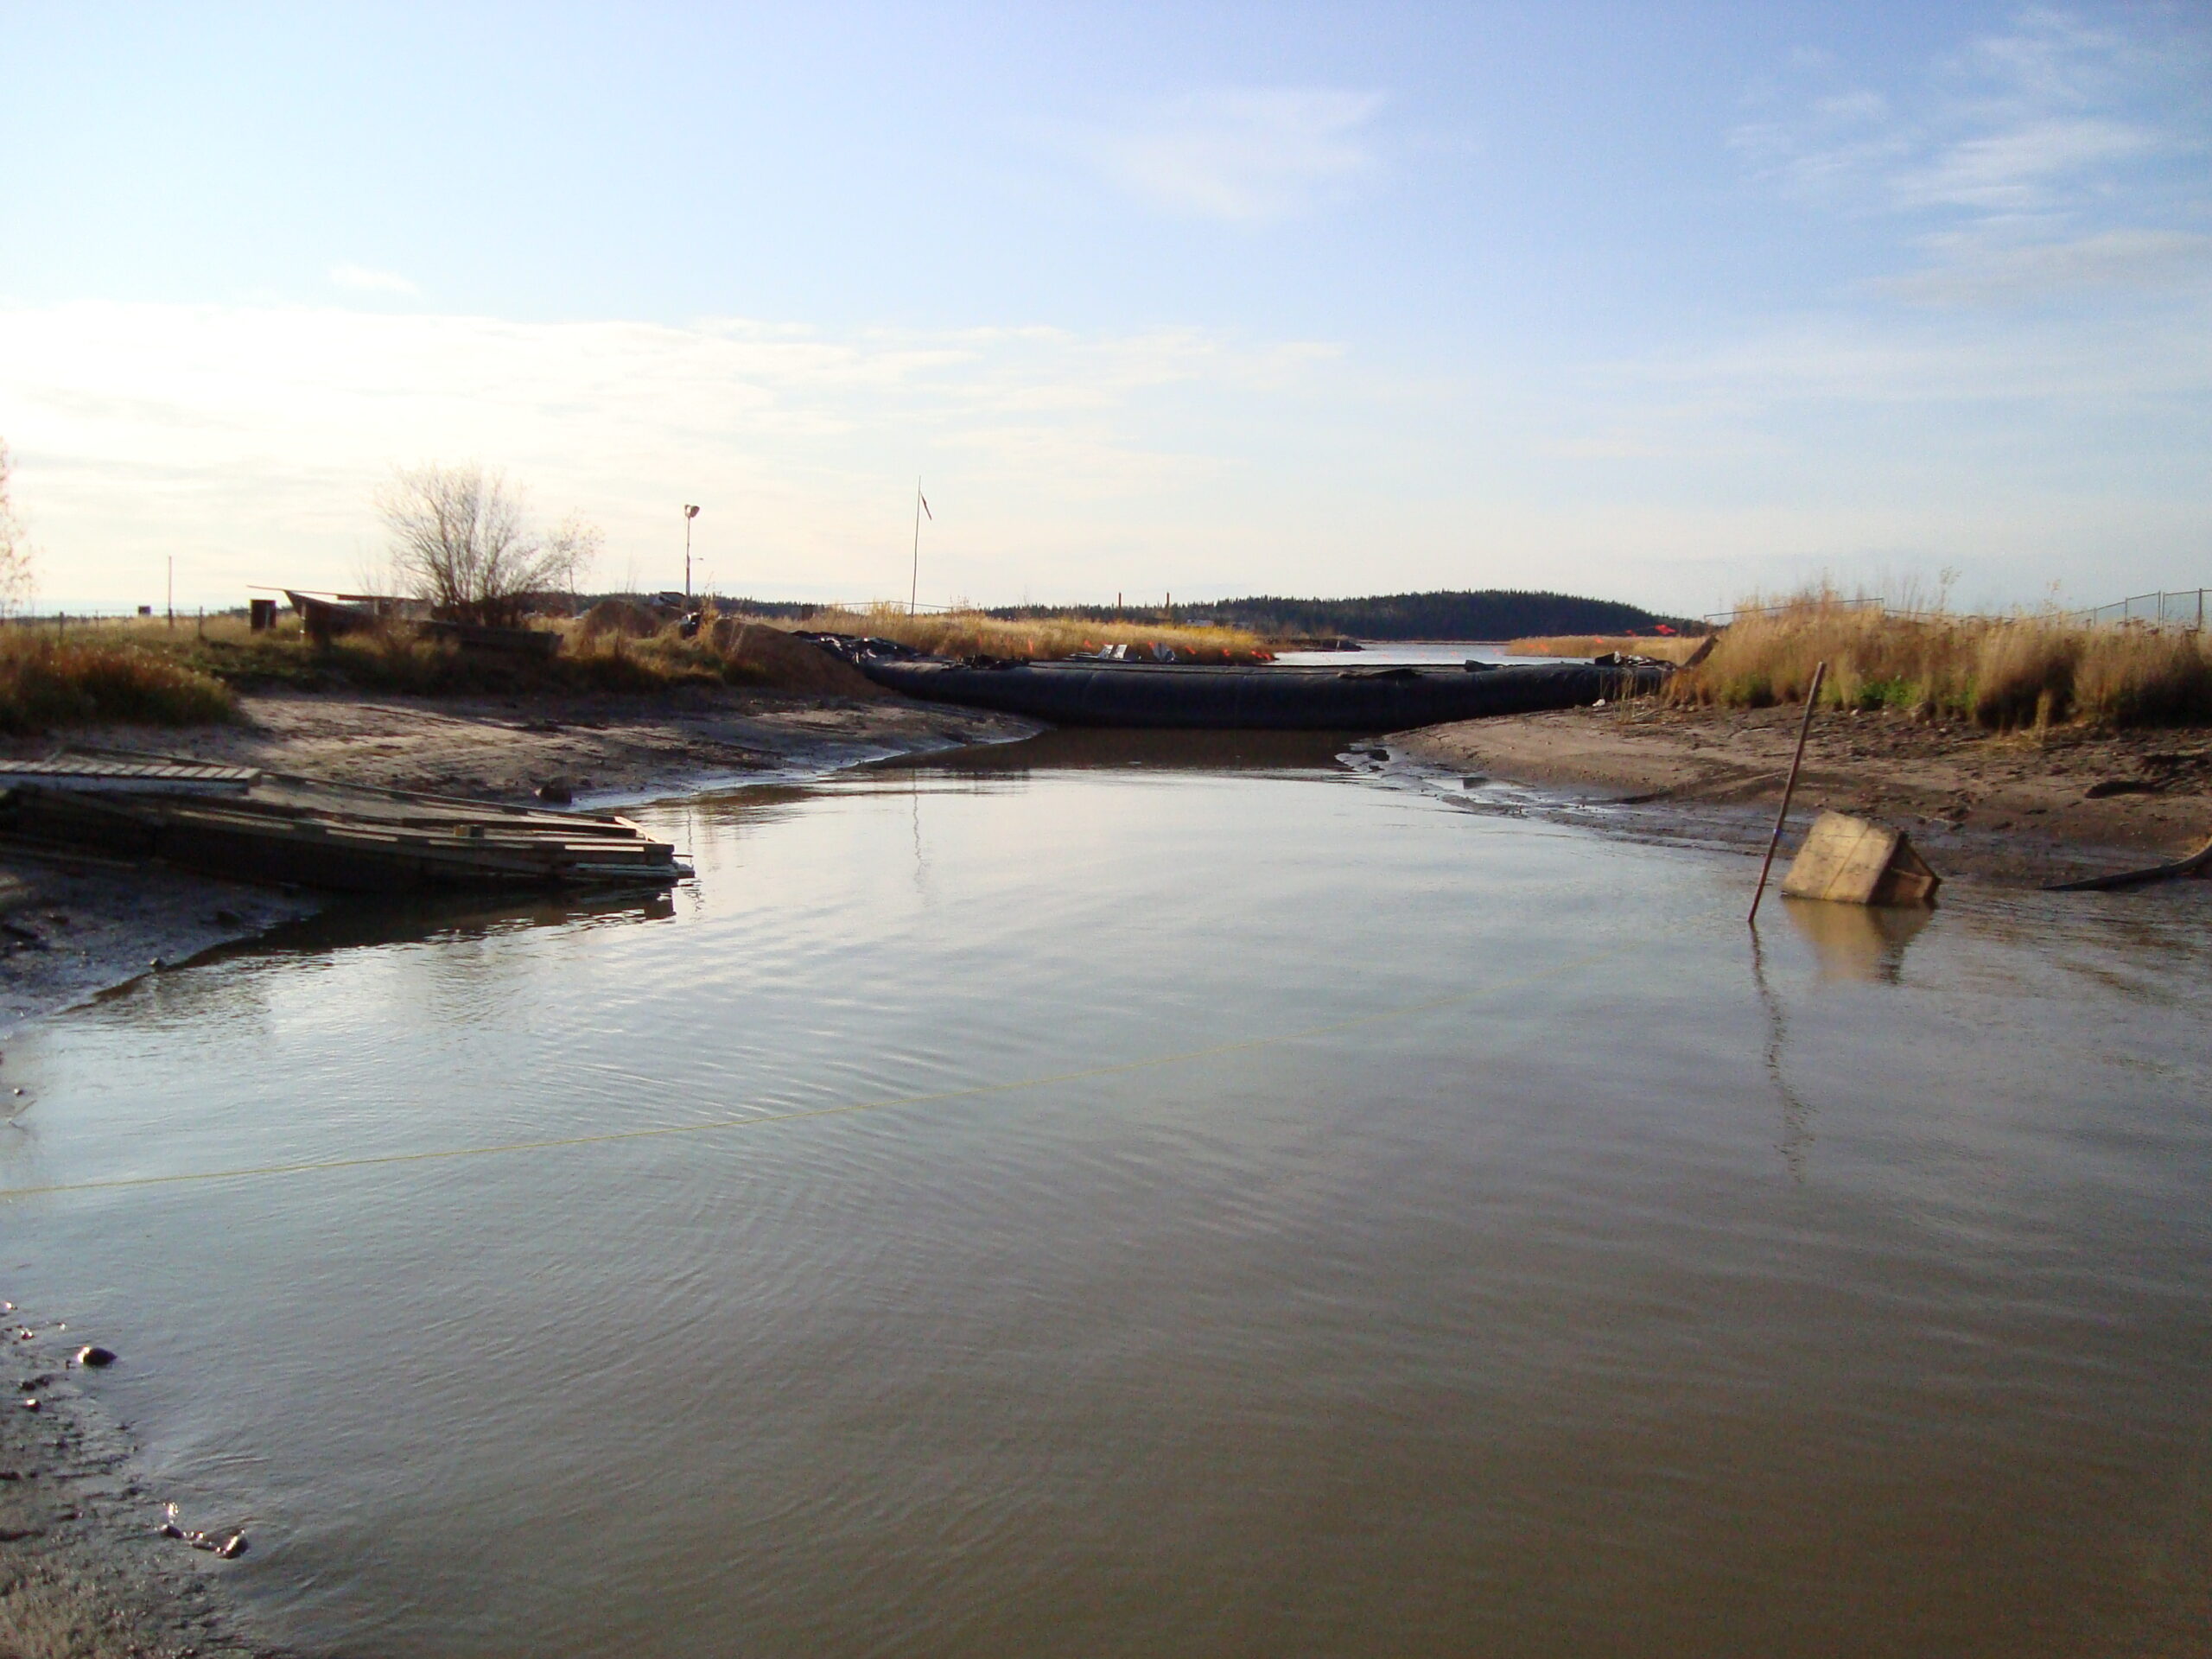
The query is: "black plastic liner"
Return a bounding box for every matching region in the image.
[856,658,1664,731]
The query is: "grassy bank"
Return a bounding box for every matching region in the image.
[802,603,1270,663]
[4,612,761,715]
[1670,594,2212,729]
[1506,634,1707,664]
[0,631,238,731]
[1,601,1260,729]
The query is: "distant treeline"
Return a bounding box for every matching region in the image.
[982,589,1696,640]
[586,588,1695,639]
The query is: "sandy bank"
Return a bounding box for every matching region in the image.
[1395,702,2212,888]
[2,1304,292,1657]
[0,686,1034,1037]
[78,683,1034,804]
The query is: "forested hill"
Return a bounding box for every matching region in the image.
[984,589,1690,639]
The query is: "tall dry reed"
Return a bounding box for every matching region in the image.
[1671,590,2212,730]
[795,603,1270,663]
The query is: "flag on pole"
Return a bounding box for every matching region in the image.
[918,491,932,520]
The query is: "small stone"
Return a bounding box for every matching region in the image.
[18,1397,37,1411]
[216,1532,249,1558]
[149,957,163,971]
[75,1344,117,1368]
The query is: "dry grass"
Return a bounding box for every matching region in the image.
[1671,591,2212,730]
[9,601,1267,720]
[12,611,756,703]
[799,603,1272,663]
[1505,634,1707,664]
[0,629,237,730]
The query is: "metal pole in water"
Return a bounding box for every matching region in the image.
[1749,659,1827,925]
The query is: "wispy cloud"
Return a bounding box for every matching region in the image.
[1891,116,2157,212]
[1732,8,2209,303]
[328,263,421,297]
[0,301,1357,603]
[1878,228,2212,304]
[1083,88,1387,223]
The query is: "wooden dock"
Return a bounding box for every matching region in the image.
[0,754,690,893]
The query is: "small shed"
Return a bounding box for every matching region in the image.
[1781,810,1942,907]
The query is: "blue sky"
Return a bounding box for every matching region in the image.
[3,2,2207,613]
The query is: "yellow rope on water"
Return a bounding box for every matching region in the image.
[0,950,1609,1203]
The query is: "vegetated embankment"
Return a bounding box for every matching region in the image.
[1402,593,2212,887]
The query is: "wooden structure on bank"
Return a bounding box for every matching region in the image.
[1782,811,1941,908]
[0,756,688,893]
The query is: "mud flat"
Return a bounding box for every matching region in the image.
[2,1306,292,1658]
[62,683,1035,804]
[1395,702,2212,887]
[0,687,1033,1037]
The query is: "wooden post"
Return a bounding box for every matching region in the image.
[1748,659,1827,925]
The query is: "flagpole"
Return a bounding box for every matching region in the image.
[910,477,922,615]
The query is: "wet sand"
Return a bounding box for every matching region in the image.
[1395,702,2212,888]
[2,1305,296,1658]
[0,687,1035,1037]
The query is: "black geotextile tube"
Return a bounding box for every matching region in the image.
[855,660,1663,730]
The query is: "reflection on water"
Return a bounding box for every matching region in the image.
[1780,895,1934,984]
[4,731,2212,1659]
[1745,927,1816,1183]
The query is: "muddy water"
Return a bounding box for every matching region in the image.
[4,732,2211,1657]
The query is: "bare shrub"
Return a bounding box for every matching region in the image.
[0,439,36,615]
[376,463,598,626]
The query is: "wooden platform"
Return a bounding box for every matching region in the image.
[0,753,689,893]
[0,757,260,795]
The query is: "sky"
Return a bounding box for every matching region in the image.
[2,1,2207,615]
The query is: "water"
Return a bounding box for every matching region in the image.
[1273,639,1552,665]
[4,732,2210,1657]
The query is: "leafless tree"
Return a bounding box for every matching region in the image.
[0,440,36,616]
[376,463,597,626]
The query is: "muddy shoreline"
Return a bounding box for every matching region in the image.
[1393,702,2212,889]
[0,686,1035,1039]
[3,1305,295,1658]
[3,687,1033,1656]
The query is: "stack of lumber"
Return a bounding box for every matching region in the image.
[0,755,688,893]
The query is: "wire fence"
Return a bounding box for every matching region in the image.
[2065,588,2209,630]
[1707,589,2207,632]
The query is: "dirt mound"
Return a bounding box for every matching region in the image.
[576,598,666,640]
[712,620,888,699]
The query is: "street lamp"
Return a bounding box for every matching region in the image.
[683,505,701,603]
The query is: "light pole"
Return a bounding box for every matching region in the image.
[683,505,700,603]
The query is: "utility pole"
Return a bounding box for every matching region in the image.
[683,505,700,603]
[166,556,174,628]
